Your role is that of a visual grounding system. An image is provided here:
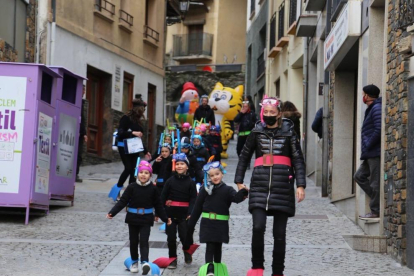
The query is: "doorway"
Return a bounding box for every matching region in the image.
[86,73,104,156]
[147,84,156,153]
[188,24,203,55]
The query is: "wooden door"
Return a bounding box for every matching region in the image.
[86,73,103,156]
[147,84,156,153]
[188,25,203,55]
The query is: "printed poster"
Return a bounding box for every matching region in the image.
[35,112,52,194]
[55,113,77,178]
[0,76,27,194]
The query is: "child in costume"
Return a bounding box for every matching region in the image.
[185,161,248,276]
[181,137,204,187]
[205,125,223,162]
[191,135,210,168]
[181,122,192,139]
[161,153,198,269]
[107,161,171,274]
[152,143,173,195]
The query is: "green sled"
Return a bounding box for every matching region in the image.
[198,262,229,276]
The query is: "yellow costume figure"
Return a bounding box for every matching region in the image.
[208,82,243,162]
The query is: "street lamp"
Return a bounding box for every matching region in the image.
[180,0,190,13]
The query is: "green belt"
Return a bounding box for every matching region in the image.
[202,212,229,221]
[239,131,251,136]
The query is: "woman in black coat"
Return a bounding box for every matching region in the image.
[234,96,306,276]
[281,101,302,142]
[115,99,151,190]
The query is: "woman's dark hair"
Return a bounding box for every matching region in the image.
[281,101,298,112]
[127,98,146,124]
[246,95,255,111]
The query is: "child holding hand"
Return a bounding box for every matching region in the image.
[107,161,171,274]
[185,161,248,276]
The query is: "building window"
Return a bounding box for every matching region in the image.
[0,0,27,62]
[278,1,285,41]
[250,0,256,16]
[122,73,134,113]
[289,0,297,27]
[269,13,276,49]
[275,79,280,98]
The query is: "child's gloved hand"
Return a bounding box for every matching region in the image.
[106,213,113,219]
[165,200,172,207]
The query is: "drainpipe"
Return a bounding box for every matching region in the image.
[303,37,308,160]
[322,0,331,197]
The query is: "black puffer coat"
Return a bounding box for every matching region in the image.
[234,119,306,217]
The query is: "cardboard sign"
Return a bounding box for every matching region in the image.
[124,137,144,154]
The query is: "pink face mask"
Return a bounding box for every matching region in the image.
[362,95,368,104]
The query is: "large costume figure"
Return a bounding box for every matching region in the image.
[175,82,199,125]
[208,82,243,159]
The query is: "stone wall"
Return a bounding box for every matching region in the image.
[0,0,36,63]
[384,0,409,264]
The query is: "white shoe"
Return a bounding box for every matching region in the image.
[130,262,139,273]
[141,262,150,275]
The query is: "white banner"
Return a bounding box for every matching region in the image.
[55,114,77,178]
[0,76,27,193]
[35,112,52,194]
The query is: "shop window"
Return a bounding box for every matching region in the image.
[62,74,78,105]
[41,72,53,104]
[0,0,27,62]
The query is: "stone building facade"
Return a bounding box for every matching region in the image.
[0,0,36,63]
[384,0,410,264]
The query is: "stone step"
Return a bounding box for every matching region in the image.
[342,234,386,253]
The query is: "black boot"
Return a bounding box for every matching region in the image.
[206,263,214,276]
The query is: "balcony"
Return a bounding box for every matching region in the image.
[268,13,282,58]
[287,0,297,35]
[276,1,289,48]
[144,25,160,47]
[94,0,115,23]
[119,9,133,33]
[305,0,326,11]
[296,13,318,37]
[172,33,213,61]
[331,0,348,22]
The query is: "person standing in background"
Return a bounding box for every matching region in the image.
[281,101,302,142]
[76,85,88,183]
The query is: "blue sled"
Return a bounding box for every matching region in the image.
[108,184,122,202]
[124,257,138,271]
[159,223,166,232]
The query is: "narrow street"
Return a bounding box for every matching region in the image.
[0,141,411,276]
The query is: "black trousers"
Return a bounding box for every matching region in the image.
[237,135,248,157]
[76,137,83,176]
[117,146,140,187]
[128,224,151,262]
[206,242,222,263]
[353,157,380,214]
[166,218,188,257]
[251,208,288,275]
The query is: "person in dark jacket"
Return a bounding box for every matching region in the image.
[191,135,211,168]
[152,143,173,195]
[204,125,223,162]
[180,137,204,187]
[76,86,88,183]
[234,96,306,276]
[281,101,302,142]
[234,101,258,157]
[181,122,192,139]
[107,161,171,273]
[194,95,216,125]
[354,84,382,220]
[161,153,197,269]
[311,107,323,139]
[115,99,151,190]
[184,161,248,276]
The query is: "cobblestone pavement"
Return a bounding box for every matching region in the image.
[1,140,414,275]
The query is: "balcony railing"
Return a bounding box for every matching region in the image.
[95,0,115,15]
[278,1,285,41]
[331,0,347,21]
[289,0,297,27]
[120,9,133,26]
[144,25,160,42]
[251,0,256,15]
[173,33,213,57]
[269,13,276,49]
[257,52,265,78]
[399,0,414,28]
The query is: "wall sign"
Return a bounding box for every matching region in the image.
[55,113,76,178]
[35,112,52,194]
